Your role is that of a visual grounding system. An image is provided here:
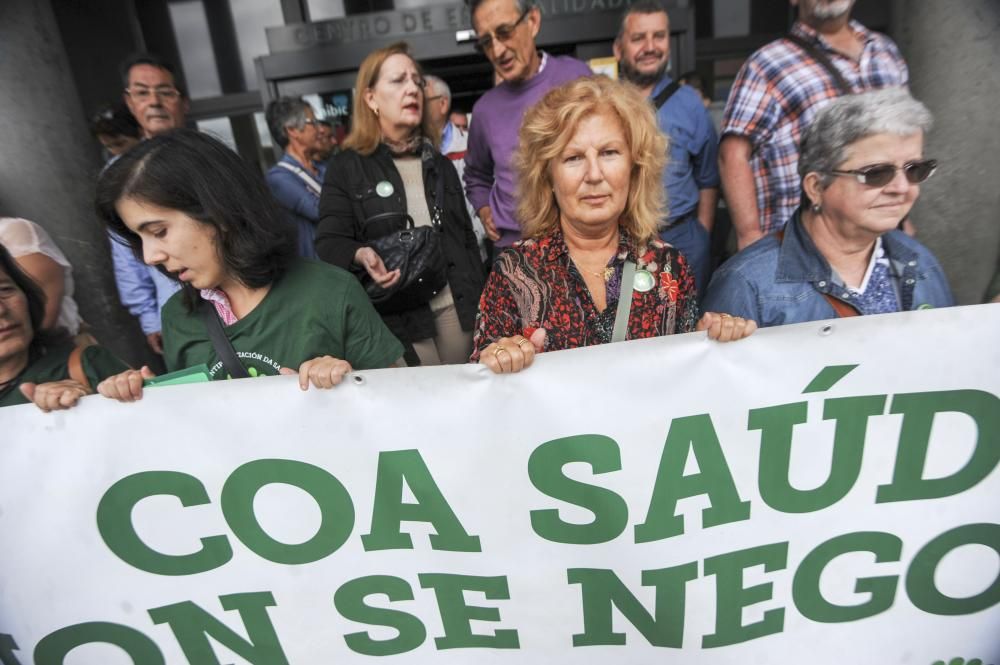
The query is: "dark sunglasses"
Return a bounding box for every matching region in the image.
[828,159,938,187]
[473,7,530,53]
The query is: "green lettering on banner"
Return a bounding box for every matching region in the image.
[528,434,628,544]
[221,459,354,564]
[877,390,1000,503]
[792,531,902,622]
[417,574,520,649]
[635,415,751,543]
[96,471,233,575]
[751,396,886,513]
[702,542,788,647]
[33,622,163,665]
[568,564,697,647]
[0,634,22,665]
[148,591,288,665]
[362,450,481,552]
[334,575,427,656]
[907,523,1000,615]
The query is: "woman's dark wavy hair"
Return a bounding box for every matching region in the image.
[94,129,296,311]
[0,243,71,359]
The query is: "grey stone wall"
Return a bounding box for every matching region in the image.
[892,1,1000,304]
[0,0,151,366]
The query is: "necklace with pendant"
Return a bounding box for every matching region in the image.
[572,255,615,281]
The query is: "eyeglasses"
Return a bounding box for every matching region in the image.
[828,159,938,187]
[125,86,181,102]
[473,7,531,53]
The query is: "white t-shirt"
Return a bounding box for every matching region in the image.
[0,217,82,335]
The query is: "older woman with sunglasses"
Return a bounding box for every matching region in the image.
[703,88,954,326]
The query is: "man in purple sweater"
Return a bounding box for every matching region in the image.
[464,0,591,249]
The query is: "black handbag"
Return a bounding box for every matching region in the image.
[361,210,448,313]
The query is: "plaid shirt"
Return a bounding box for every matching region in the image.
[721,20,908,233]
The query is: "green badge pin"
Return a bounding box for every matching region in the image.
[633,269,655,293]
[375,180,394,198]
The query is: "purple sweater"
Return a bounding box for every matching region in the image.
[464,53,591,246]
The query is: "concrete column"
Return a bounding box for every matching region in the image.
[892,1,1000,304]
[0,0,151,366]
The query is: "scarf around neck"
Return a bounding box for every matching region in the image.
[382,132,425,157]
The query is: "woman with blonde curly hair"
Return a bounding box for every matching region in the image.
[473,76,754,373]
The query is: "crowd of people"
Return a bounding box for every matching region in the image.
[3,0,980,412]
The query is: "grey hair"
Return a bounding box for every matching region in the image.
[265,97,313,150]
[469,0,536,26]
[423,74,451,103]
[798,87,934,193]
[616,0,668,42]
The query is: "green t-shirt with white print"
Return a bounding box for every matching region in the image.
[162,259,403,380]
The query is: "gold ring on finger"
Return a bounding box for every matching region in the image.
[516,338,531,351]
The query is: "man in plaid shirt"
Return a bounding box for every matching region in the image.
[719,0,908,250]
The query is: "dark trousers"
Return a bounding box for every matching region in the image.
[659,213,712,301]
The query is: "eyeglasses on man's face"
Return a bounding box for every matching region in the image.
[125,86,181,102]
[474,7,531,53]
[829,159,938,187]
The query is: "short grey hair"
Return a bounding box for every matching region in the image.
[470,0,536,27]
[423,74,451,103]
[265,97,313,150]
[798,87,934,191]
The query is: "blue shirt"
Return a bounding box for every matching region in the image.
[266,154,327,259]
[702,210,954,326]
[651,77,720,221]
[109,234,181,335]
[441,122,455,154]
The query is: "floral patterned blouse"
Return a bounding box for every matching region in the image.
[471,229,698,360]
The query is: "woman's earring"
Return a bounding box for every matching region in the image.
[811,202,822,213]
[373,107,380,117]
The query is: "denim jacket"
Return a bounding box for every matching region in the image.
[702,209,955,327]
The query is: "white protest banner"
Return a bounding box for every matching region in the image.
[1,305,999,665]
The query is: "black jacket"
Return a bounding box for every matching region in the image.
[316,143,486,343]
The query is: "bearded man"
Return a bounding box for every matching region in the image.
[614,0,719,295]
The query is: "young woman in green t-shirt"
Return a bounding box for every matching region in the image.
[94,130,403,402]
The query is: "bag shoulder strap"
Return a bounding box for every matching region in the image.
[67,343,93,392]
[784,32,852,95]
[276,160,322,196]
[652,80,682,110]
[612,260,637,343]
[775,228,859,318]
[435,168,445,227]
[199,301,249,378]
[823,292,861,318]
[428,159,446,229]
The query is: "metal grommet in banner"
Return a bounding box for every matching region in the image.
[633,269,655,293]
[819,323,834,336]
[352,374,366,385]
[375,181,394,198]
